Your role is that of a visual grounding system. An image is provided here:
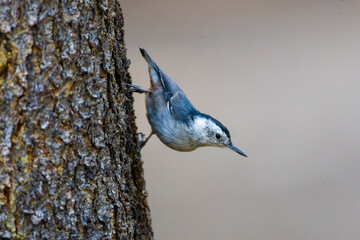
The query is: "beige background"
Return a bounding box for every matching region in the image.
[121,0,360,239]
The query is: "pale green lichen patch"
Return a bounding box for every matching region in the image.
[0,38,17,76]
[0,41,8,74]
[20,155,28,165]
[6,214,16,235]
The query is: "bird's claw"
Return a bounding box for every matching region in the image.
[128,84,152,94]
[137,132,154,153]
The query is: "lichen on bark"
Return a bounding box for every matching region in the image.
[0,0,153,239]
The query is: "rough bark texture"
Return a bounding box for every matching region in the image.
[0,0,153,239]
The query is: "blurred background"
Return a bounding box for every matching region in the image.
[121,0,360,239]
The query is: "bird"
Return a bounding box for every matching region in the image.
[129,47,247,157]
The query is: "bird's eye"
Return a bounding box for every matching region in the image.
[216,133,221,139]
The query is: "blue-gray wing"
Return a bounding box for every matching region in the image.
[159,70,182,101]
[168,92,199,123]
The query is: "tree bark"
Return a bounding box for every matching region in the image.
[0,0,153,239]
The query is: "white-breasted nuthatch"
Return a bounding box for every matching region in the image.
[129,47,247,157]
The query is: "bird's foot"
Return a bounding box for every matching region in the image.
[137,132,154,153]
[128,84,152,94]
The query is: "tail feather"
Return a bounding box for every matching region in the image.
[139,47,182,100]
[139,47,158,70]
[139,46,164,89]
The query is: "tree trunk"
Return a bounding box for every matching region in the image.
[0,0,153,239]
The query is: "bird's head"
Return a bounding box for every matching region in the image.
[191,114,247,157]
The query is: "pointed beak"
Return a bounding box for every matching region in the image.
[228,144,248,157]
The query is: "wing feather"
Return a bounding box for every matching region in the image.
[168,92,199,123]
